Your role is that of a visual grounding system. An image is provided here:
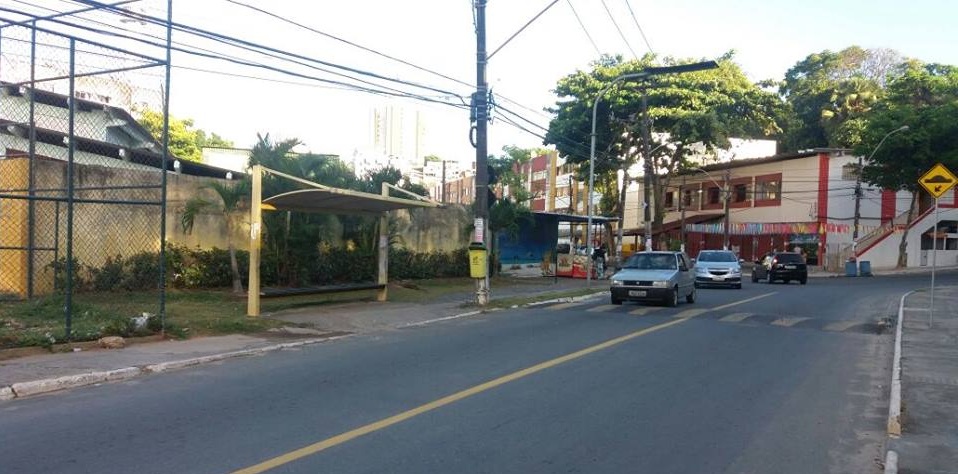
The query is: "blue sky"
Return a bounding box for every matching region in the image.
[157,0,957,163]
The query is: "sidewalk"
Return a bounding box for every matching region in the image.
[887,286,958,473]
[0,274,601,401]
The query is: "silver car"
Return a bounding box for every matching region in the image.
[693,250,743,289]
[610,251,696,306]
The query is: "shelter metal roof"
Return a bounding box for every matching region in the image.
[263,188,439,215]
[535,211,619,223]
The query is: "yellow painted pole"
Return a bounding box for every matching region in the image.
[247,165,263,316]
[377,183,388,302]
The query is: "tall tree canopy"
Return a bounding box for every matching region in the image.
[780,46,905,150]
[856,60,958,267]
[137,110,234,162]
[544,53,783,228]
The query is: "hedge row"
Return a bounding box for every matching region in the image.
[48,244,470,292]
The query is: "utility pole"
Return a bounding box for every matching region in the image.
[852,155,863,242]
[723,167,731,251]
[473,0,490,305]
[641,95,653,251]
[679,174,686,252]
[441,160,447,203]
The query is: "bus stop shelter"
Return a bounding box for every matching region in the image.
[246,165,440,316]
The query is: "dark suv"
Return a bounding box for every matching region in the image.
[751,252,808,284]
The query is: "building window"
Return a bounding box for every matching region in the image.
[664,191,675,209]
[707,186,721,205]
[734,183,748,203]
[755,178,781,201]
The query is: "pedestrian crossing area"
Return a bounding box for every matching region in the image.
[540,299,890,335]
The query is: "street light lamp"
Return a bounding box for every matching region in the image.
[853,125,909,244]
[586,60,719,287]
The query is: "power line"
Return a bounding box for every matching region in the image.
[222,0,474,91]
[6,2,468,106]
[488,0,560,60]
[622,0,653,55]
[599,0,637,60]
[73,0,467,98]
[565,0,601,57]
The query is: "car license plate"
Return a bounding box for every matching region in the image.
[712,275,725,280]
[629,290,646,297]
[785,265,796,269]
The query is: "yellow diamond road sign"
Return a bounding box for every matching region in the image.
[919,163,958,199]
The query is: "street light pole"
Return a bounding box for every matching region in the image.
[853,125,909,245]
[587,61,719,287]
[684,167,728,250]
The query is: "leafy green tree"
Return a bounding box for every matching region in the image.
[545,53,782,234]
[780,46,904,150]
[137,110,234,162]
[857,60,958,267]
[180,180,250,294]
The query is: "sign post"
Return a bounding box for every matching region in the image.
[918,163,958,326]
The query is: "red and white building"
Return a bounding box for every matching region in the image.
[626,149,954,270]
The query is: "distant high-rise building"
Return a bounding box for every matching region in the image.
[369,105,425,172]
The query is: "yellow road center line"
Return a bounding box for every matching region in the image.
[231,317,692,474]
[711,292,776,311]
[672,308,707,319]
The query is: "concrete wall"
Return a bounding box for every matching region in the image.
[859,206,958,269]
[0,156,243,297]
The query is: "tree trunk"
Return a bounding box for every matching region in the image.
[896,191,917,268]
[228,242,244,294]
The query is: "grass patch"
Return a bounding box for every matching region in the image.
[0,290,288,349]
[0,276,591,349]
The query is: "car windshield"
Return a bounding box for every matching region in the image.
[776,253,804,263]
[623,253,677,270]
[697,251,737,262]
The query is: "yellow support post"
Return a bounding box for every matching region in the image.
[247,165,263,317]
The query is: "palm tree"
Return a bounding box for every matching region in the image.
[181,179,250,294]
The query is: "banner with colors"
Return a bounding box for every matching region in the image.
[684,222,856,235]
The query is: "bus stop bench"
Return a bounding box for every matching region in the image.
[259,283,385,298]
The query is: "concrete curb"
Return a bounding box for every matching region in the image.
[882,291,913,474]
[525,290,606,307]
[884,450,898,474]
[888,291,911,438]
[10,367,142,398]
[1,335,350,401]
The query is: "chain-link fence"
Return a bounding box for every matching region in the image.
[0,8,171,341]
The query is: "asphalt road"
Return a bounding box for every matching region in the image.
[3,272,953,474]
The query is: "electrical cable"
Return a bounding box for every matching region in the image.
[565,0,601,56]
[622,0,653,55]
[599,0,637,59]
[71,0,467,98]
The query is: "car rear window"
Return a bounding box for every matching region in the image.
[776,253,804,263]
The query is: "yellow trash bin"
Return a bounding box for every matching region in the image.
[468,242,487,278]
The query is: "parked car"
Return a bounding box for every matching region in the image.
[751,252,808,284]
[610,251,695,306]
[692,250,743,289]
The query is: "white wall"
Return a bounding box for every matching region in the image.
[857,206,958,269]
